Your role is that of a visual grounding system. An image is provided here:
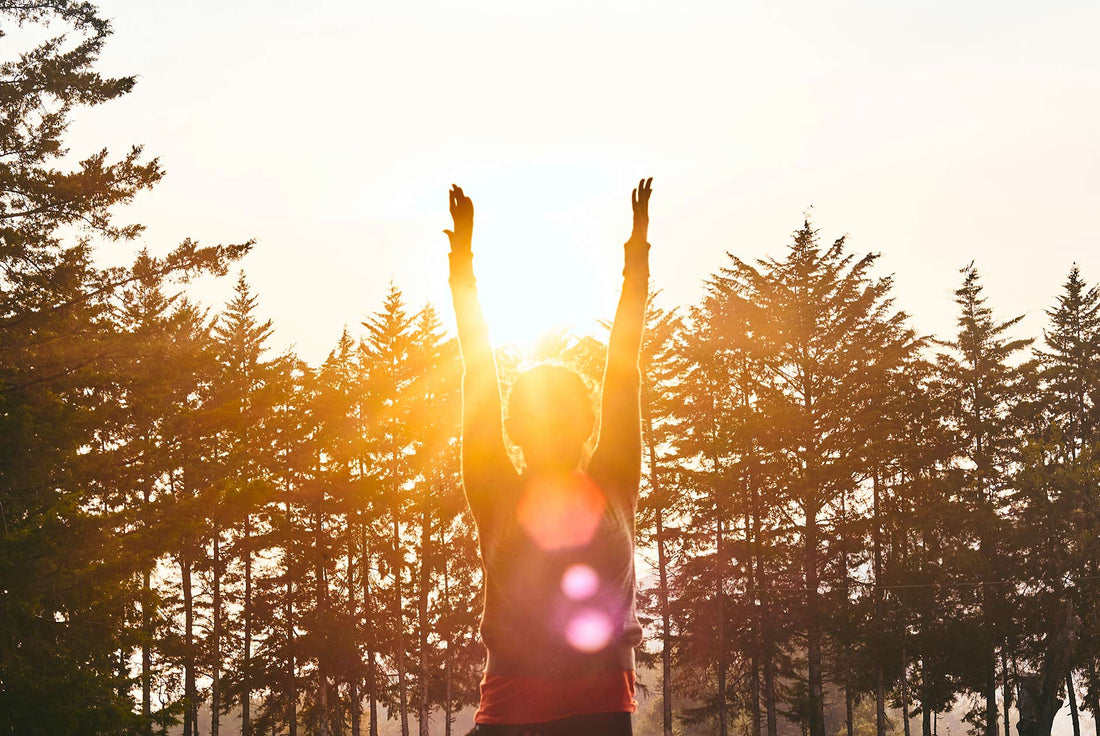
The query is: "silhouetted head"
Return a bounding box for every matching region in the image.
[506,363,595,474]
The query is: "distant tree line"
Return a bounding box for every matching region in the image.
[2,3,1098,736]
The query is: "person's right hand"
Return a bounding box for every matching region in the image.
[444,184,474,252]
[630,177,653,244]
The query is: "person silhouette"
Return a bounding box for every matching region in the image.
[446,179,653,736]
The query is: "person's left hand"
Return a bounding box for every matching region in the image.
[630,177,653,243]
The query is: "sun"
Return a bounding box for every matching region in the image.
[470,224,618,352]
[434,166,631,352]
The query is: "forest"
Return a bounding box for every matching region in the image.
[1,2,1098,736]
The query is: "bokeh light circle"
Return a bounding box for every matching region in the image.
[566,609,612,653]
[516,474,605,550]
[561,563,600,600]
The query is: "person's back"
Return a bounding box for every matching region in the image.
[445,180,654,736]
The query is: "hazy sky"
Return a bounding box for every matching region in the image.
[71,0,1100,365]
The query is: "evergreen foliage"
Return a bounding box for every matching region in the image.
[1,4,1098,736]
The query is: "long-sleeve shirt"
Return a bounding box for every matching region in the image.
[449,239,649,691]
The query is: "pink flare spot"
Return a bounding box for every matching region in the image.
[516,474,606,551]
[566,609,612,653]
[561,564,600,600]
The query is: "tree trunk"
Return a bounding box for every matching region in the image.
[842,490,853,736]
[764,614,779,736]
[393,516,410,736]
[117,648,128,705]
[805,509,826,736]
[1067,670,1080,736]
[922,656,933,736]
[920,497,942,736]
[901,641,912,736]
[142,482,152,722]
[316,509,332,736]
[647,410,675,736]
[142,565,152,722]
[1017,603,1081,736]
[757,477,778,736]
[657,508,674,736]
[977,414,999,736]
[984,581,999,736]
[1003,647,1012,736]
[350,668,361,736]
[751,658,762,736]
[181,548,198,736]
[287,495,298,736]
[442,527,453,736]
[349,517,361,736]
[418,505,431,736]
[243,515,253,736]
[745,469,761,736]
[873,472,887,736]
[212,528,222,736]
[319,672,331,736]
[363,535,379,736]
[288,577,297,736]
[717,514,728,736]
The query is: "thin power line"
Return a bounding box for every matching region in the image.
[641,575,1100,596]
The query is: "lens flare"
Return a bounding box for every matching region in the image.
[566,609,613,653]
[561,564,599,600]
[515,474,605,550]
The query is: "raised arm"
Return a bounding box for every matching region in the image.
[591,178,652,495]
[445,185,515,513]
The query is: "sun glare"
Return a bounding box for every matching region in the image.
[473,241,618,350]
[444,172,623,351]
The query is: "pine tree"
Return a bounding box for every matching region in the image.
[160,298,220,736]
[669,300,744,736]
[634,301,685,736]
[361,284,419,736]
[314,323,381,735]
[1039,266,1100,458]
[0,3,248,730]
[937,263,1035,736]
[252,355,315,736]
[406,305,460,735]
[882,353,963,736]
[1034,266,1100,729]
[707,218,914,736]
[294,359,348,736]
[110,251,181,725]
[210,272,289,736]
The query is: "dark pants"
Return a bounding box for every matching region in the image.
[465,711,632,736]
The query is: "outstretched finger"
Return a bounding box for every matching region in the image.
[631,187,638,210]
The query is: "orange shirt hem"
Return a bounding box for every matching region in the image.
[474,669,637,725]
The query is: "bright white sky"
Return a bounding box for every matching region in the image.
[71,0,1100,365]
